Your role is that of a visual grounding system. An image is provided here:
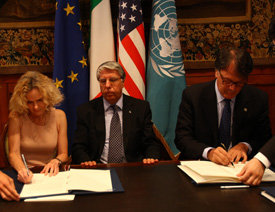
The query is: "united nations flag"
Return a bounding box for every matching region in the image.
[146,0,186,154]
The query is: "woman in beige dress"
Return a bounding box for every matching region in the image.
[8,71,68,184]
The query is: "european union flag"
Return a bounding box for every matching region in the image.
[53,0,89,154]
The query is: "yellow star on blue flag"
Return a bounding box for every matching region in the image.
[53,0,89,154]
[64,3,75,16]
[67,70,79,83]
[79,56,87,68]
[55,78,64,88]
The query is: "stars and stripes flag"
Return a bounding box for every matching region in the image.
[89,0,115,99]
[53,0,89,153]
[118,0,145,100]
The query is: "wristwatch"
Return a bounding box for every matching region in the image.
[55,157,62,166]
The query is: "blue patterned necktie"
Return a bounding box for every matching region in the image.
[219,99,231,150]
[108,105,123,163]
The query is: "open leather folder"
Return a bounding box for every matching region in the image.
[2,168,124,200]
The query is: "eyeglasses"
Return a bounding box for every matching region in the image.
[98,77,122,85]
[219,71,247,87]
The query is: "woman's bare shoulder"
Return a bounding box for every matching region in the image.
[54,108,67,123]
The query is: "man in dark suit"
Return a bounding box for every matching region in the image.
[237,17,275,186]
[72,61,160,166]
[175,47,272,166]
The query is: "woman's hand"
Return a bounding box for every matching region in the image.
[17,168,33,184]
[40,159,60,176]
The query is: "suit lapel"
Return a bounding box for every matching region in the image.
[95,97,106,155]
[232,88,249,144]
[122,95,133,150]
[201,81,219,144]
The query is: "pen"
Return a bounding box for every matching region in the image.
[21,154,30,176]
[220,185,250,189]
[220,143,235,168]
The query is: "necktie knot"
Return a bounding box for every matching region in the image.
[110,105,119,113]
[224,99,231,105]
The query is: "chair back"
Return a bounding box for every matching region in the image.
[152,124,180,161]
[0,123,10,168]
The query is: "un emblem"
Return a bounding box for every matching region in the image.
[149,1,185,78]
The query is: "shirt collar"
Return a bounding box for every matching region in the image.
[103,95,123,111]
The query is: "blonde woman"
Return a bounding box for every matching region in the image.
[8,71,68,184]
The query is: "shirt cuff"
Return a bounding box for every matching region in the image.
[241,142,252,155]
[254,152,271,168]
[203,147,214,160]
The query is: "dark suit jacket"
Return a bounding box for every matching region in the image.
[72,94,160,164]
[260,136,275,166]
[175,80,272,160]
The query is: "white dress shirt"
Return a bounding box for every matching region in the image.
[100,96,126,163]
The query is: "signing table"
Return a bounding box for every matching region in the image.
[1,161,274,212]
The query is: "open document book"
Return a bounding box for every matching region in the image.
[178,161,275,184]
[20,169,123,199]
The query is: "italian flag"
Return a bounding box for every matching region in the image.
[89,0,116,99]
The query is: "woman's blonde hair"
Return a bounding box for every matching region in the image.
[9,71,64,115]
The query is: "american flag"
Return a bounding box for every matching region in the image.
[118,0,145,100]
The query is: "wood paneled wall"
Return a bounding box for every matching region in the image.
[0,66,274,168]
[0,66,274,137]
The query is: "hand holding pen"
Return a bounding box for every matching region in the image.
[207,145,234,166]
[220,143,235,168]
[17,154,33,184]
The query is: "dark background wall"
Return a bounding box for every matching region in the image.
[0,0,274,146]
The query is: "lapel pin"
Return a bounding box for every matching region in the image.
[244,108,247,112]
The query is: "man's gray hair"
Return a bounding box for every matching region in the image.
[96,61,126,81]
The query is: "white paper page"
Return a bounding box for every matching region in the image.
[20,172,69,198]
[261,169,275,182]
[178,164,239,183]
[204,163,275,182]
[67,169,113,192]
[219,163,244,177]
[218,163,275,182]
[181,161,237,179]
[24,194,75,202]
[180,161,275,182]
[178,165,214,183]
